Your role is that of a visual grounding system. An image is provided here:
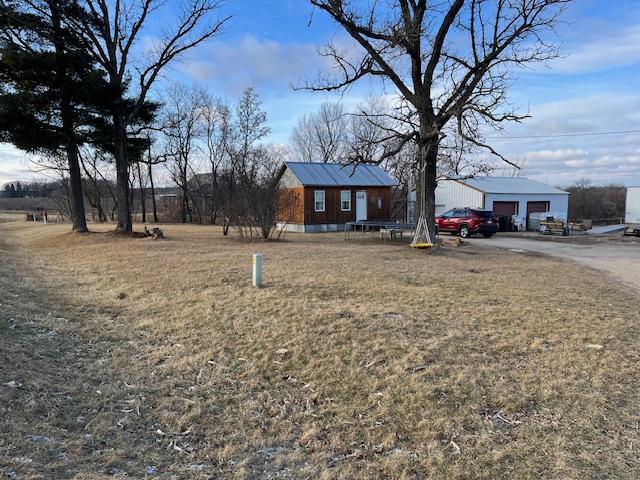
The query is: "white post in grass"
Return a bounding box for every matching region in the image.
[253,253,263,287]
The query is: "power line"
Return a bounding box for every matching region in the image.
[486,129,640,139]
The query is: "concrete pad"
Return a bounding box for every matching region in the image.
[587,225,627,235]
[466,236,640,294]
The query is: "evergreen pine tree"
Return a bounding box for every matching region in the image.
[0,0,113,231]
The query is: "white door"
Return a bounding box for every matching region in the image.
[356,191,367,221]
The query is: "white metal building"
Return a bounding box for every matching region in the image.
[434,177,569,225]
[625,186,640,224]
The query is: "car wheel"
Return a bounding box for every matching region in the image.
[482,233,493,238]
[459,225,470,238]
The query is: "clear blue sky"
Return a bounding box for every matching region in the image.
[1,0,639,187]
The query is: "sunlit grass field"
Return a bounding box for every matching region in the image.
[1,219,638,479]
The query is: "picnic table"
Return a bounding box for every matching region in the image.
[344,221,416,241]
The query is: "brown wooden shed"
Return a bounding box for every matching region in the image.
[276,162,398,232]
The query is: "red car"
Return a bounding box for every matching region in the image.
[435,208,498,238]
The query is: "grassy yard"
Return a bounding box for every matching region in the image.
[1,220,639,479]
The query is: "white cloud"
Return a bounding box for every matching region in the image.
[546,25,640,74]
[0,144,36,185]
[564,159,589,167]
[177,35,334,95]
[485,93,640,186]
[525,149,588,162]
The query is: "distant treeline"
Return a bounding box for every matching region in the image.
[1,181,59,199]
[3,177,629,224]
[565,181,625,222]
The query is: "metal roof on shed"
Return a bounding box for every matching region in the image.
[283,162,397,187]
[455,176,567,195]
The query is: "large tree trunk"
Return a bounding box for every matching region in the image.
[50,0,87,233]
[137,161,146,223]
[148,161,158,223]
[180,190,187,223]
[97,200,105,222]
[66,145,88,232]
[417,115,439,240]
[422,142,438,239]
[113,112,132,232]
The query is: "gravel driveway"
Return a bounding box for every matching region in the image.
[467,235,640,293]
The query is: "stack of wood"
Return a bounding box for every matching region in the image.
[440,236,462,247]
[540,220,568,236]
[569,219,592,235]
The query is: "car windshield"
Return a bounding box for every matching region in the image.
[473,210,494,218]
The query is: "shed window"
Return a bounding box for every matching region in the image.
[340,190,351,211]
[314,190,325,212]
[377,196,383,209]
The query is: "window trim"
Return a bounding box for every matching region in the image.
[314,190,325,212]
[340,190,351,211]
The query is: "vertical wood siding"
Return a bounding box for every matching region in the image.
[303,187,391,224]
[277,186,392,225]
[276,187,304,224]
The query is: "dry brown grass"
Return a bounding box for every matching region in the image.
[1,220,639,479]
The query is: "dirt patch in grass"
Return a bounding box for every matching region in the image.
[1,221,639,479]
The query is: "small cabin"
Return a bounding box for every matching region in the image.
[276,162,397,232]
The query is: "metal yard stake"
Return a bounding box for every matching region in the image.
[253,253,263,287]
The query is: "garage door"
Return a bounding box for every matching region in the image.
[526,201,549,216]
[526,201,550,229]
[493,201,518,216]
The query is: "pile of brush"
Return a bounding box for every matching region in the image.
[144,226,164,240]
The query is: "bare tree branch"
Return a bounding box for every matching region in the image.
[305,0,570,237]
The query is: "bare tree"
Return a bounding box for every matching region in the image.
[314,102,348,163]
[289,114,315,162]
[134,160,147,222]
[347,97,394,164]
[161,85,207,224]
[201,95,232,224]
[435,126,493,179]
[235,88,270,167]
[227,88,272,237]
[139,133,168,223]
[78,147,118,221]
[290,102,348,162]
[567,180,625,223]
[491,156,528,177]
[30,152,74,220]
[305,0,569,237]
[71,0,229,233]
[239,144,289,240]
